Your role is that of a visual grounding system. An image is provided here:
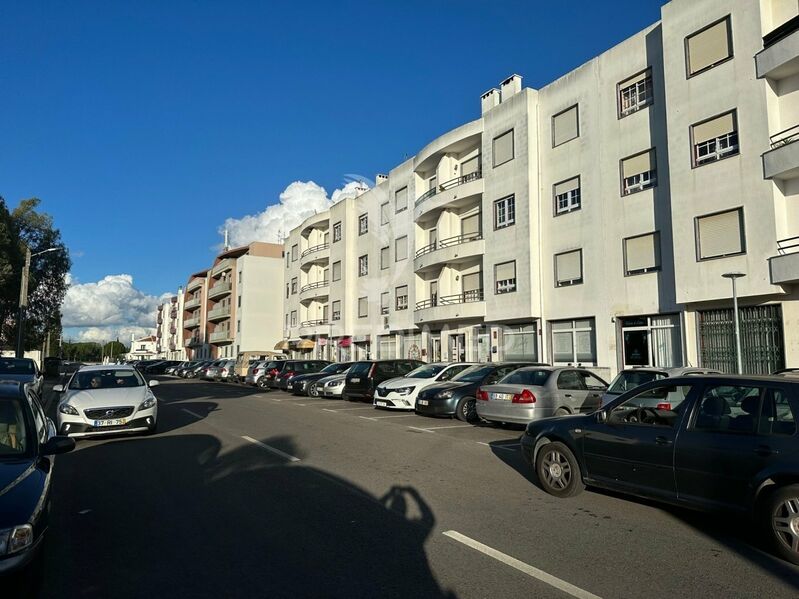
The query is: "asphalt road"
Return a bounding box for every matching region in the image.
[21,377,799,598]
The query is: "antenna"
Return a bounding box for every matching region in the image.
[223,228,230,251]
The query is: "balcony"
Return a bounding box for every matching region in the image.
[185,337,202,348]
[413,290,486,324]
[184,297,202,310]
[299,319,329,337]
[301,243,330,267]
[769,237,799,285]
[169,342,176,351]
[300,280,329,302]
[170,308,178,319]
[414,232,485,273]
[756,16,799,80]
[209,329,232,344]
[207,305,231,322]
[184,316,201,329]
[212,258,234,276]
[187,277,204,292]
[208,280,232,299]
[763,125,799,181]
[414,172,484,221]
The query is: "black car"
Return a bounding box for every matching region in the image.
[144,361,180,374]
[415,362,542,422]
[343,360,424,403]
[0,382,74,575]
[268,360,331,390]
[0,358,44,398]
[521,374,799,565]
[289,362,354,396]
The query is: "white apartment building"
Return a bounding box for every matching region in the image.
[126,335,158,361]
[283,0,799,379]
[155,290,186,360]
[182,242,285,360]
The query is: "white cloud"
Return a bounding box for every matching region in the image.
[220,179,369,247]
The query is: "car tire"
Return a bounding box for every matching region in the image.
[554,407,570,417]
[535,441,584,498]
[762,484,799,565]
[309,384,319,397]
[455,397,478,423]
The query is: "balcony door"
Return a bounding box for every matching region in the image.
[462,272,482,301]
[430,281,438,307]
[461,213,481,240]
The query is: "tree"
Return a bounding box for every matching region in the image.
[102,341,129,360]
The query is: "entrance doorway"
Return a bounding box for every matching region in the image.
[429,334,441,362]
[449,334,466,362]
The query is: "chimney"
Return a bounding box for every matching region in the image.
[481,88,500,114]
[500,74,522,101]
[223,228,230,251]
[375,174,388,185]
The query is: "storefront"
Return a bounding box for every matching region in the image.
[619,314,682,369]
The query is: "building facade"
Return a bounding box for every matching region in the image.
[126,335,158,361]
[155,290,186,360]
[283,0,799,379]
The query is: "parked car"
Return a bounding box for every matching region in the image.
[216,359,237,382]
[774,368,799,379]
[289,362,354,396]
[0,358,44,398]
[0,382,74,575]
[54,365,159,437]
[373,362,474,410]
[186,361,212,379]
[521,374,799,565]
[343,360,425,403]
[477,366,608,425]
[269,360,331,390]
[247,360,282,387]
[144,360,181,375]
[166,361,190,375]
[133,360,161,372]
[415,362,543,422]
[317,373,348,398]
[43,356,62,378]
[234,351,286,382]
[201,360,227,381]
[176,361,201,377]
[601,366,722,406]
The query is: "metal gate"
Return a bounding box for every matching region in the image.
[697,305,784,374]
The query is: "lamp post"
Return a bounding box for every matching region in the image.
[16,247,60,358]
[722,272,746,374]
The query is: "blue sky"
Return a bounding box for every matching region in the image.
[0,0,664,338]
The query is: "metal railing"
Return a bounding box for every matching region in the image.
[414,171,482,206]
[415,289,484,310]
[212,258,234,276]
[209,330,231,343]
[207,305,231,320]
[770,124,799,149]
[763,14,799,49]
[415,231,483,258]
[777,236,799,256]
[208,280,231,296]
[300,280,329,293]
[301,243,329,258]
[300,319,329,327]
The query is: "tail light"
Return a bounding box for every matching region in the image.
[269,368,279,376]
[284,371,295,379]
[512,389,536,404]
[477,389,488,401]
[656,402,671,411]
[367,363,377,378]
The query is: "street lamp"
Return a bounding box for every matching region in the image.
[16,247,60,358]
[722,272,746,374]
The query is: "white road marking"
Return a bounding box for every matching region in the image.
[407,426,435,433]
[477,441,521,451]
[362,414,417,420]
[443,530,602,599]
[78,509,92,515]
[323,407,374,412]
[241,436,301,462]
[420,424,473,430]
[182,408,205,419]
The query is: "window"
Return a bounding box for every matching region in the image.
[237,320,241,333]
[332,300,341,321]
[380,247,389,270]
[494,195,515,229]
[608,383,692,428]
[624,232,661,275]
[461,155,480,177]
[555,249,583,287]
[395,187,408,212]
[358,297,368,318]
[696,208,745,260]
[461,213,481,238]
[381,292,390,315]
[286,253,289,268]
[554,176,581,214]
[291,244,298,261]
[395,235,408,261]
[290,311,297,326]
[502,324,538,361]
[358,213,368,235]
[291,277,298,294]
[462,272,482,301]
[396,285,408,310]
[557,370,583,390]
[686,16,733,77]
[691,110,739,166]
[694,385,764,433]
[620,314,682,368]
[285,314,288,329]
[332,261,342,281]
[380,202,389,225]
[551,318,596,364]
[621,149,657,195]
[495,261,517,294]
[285,284,289,299]
[760,389,796,436]
[618,68,653,117]
[493,129,514,167]
[552,105,579,147]
[358,254,368,277]
[333,222,342,242]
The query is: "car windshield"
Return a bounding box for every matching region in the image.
[608,370,667,395]
[321,363,345,374]
[69,369,144,390]
[406,364,446,379]
[499,369,550,386]
[452,365,496,383]
[0,358,35,375]
[0,398,28,456]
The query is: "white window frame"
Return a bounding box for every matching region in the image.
[395,286,408,311]
[495,260,517,295]
[550,318,596,366]
[358,213,368,235]
[358,297,368,318]
[494,195,515,229]
[358,254,368,277]
[332,300,341,321]
[554,177,581,215]
[332,222,342,242]
[555,249,583,287]
[618,69,653,118]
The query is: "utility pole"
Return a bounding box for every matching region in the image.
[15,247,31,358]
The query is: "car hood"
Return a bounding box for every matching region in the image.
[419,381,474,396]
[318,374,346,384]
[0,458,45,529]
[291,372,328,383]
[381,377,436,390]
[62,387,148,408]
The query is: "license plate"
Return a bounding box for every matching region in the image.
[351,377,360,383]
[492,393,513,401]
[93,418,127,427]
[376,400,387,407]
[418,399,429,406]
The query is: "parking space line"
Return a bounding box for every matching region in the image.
[443,530,602,599]
[323,407,374,412]
[369,414,417,419]
[417,424,473,430]
[182,408,205,419]
[241,436,301,462]
[407,426,436,433]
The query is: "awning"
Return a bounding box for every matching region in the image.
[296,339,315,350]
[274,340,289,351]
[337,337,352,348]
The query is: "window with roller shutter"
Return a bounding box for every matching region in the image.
[624,232,661,275]
[553,176,581,214]
[686,16,733,78]
[493,130,514,167]
[552,105,579,147]
[555,249,583,287]
[395,187,408,213]
[695,208,745,260]
[618,68,653,118]
[495,261,517,294]
[620,149,657,195]
[691,110,739,167]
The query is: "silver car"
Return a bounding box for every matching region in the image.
[318,373,347,398]
[600,366,721,407]
[216,359,237,382]
[476,367,608,425]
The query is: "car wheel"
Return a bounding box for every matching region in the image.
[535,441,584,498]
[309,384,319,397]
[455,396,478,423]
[763,484,799,565]
[257,378,268,389]
[555,407,570,417]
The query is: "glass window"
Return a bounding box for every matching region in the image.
[0,358,35,375]
[333,222,342,242]
[395,187,408,212]
[552,105,579,147]
[380,202,389,225]
[503,324,538,361]
[696,208,745,260]
[332,261,342,281]
[380,292,389,315]
[557,370,583,390]
[686,16,733,77]
[0,398,28,455]
[358,297,368,318]
[495,261,516,294]
[395,285,408,310]
[692,110,739,166]
[494,195,515,229]
[332,301,341,321]
[380,247,389,270]
[358,213,368,235]
[608,384,692,427]
[555,250,583,287]
[551,318,596,365]
[493,129,514,167]
[694,385,763,433]
[358,254,368,277]
[759,388,796,436]
[290,311,297,326]
[607,370,667,396]
[291,244,298,261]
[291,277,298,294]
[554,177,581,214]
[618,68,653,117]
[500,369,550,386]
[579,371,608,391]
[624,232,661,275]
[621,149,657,195]
[395,236,408,261]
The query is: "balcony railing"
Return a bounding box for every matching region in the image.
[301,243,329,258]
[415,289,484,310]
[300,280,329,293]
[207,305,231,320]
[778,236,799,255]
[763,14,799,48]
[212,258,234,276]
[157,317,163,325]
[770,124,799,149]
[169,326,177,334]
[208,280,231,297]
[209,330,232,343]
[415,171,482,206]
[415,231,483,258]
[300,319,329,327]
[184,297,201,310]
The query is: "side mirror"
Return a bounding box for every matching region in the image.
[52,384,65,393]
[595,410,608,424]
[148,380,160,388]
[42,436,76,455]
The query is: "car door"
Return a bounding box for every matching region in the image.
[582,381,696,500]
[577,370,608,412]
[555,369,590,413]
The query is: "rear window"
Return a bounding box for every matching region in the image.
[608,370,667,395]
[348,362,372,377]
[499,369,550,386]
[0,359,35,375]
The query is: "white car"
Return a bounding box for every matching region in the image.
[318,373,347,398]
[54,365,159,438]
[373,363,474,410]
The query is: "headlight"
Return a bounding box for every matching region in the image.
[59,403,79,416]
[395,387,415,396]
[435,390,454,399]
[326,380,343,387]
[139,395,156,410]
[0,525,33,556]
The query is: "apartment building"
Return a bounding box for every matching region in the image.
[155,291,186,360]
[283,0,799,378]
[182,241,285,360]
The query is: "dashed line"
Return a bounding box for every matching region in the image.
[241,436,301,462]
